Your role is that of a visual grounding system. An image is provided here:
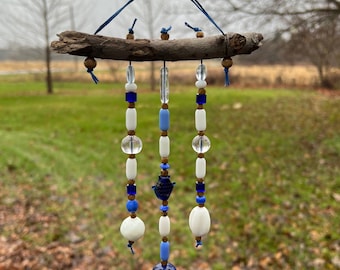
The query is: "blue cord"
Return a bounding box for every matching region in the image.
[184,22,201,32]
[129,18,137,34]
[224,67,230,86]
[190,0,225,35]
[160,26,172,34]
[87,69,99,84]
[94,0,135,35]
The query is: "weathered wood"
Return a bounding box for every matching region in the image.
[51,31,263,61]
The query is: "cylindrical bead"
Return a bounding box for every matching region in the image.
[159,216,171,237]
[126,108,137,131]
[126,158,137,179]
[160,241,170,261]
[159,109,170,131]
[195,157,206,179]
[159,136,170,157]
[195,109,206,131]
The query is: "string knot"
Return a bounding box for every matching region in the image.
[127,241,135,255]
[129,18,137,34]
[87,69,99,84]
[195,240,203,248]
[160,26,172,34]
[185,22,201,32]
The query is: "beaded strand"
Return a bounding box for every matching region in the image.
[152,29,176,270]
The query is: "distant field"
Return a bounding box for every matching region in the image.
[0,78,339,269]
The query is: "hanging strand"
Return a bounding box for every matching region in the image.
[94,0,135,35]
[84,57,99,84]
[190,0,225,35]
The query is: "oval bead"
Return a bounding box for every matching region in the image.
[195,109,206,131]
[125,83,137,92]
[126,65,135,83]
[126,108,137,131]
[121,135,143,154]
[189,206,211,236]
[160,241,170,261]
[126,158,137,179]
[195,157,206,179]
[195,80,207,89]
[160,67,169,103]
[159,136,170,157]
[196,64,207,81]
[159,109,170,131]
[192,135,211,153]
[159,216,171,237]
[120,216,145,241]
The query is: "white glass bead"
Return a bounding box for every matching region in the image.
[125,83,137,92]
[160,66,169,103]
[121,135,143,154]
[126,158,137,180]
[126,65,135,83]
[120,216,145,241]
[159,136,170,158]
[195,109,206,131]
[195,158,206,179]
[159,216,171,237]
[189,206,211,236]
[192,135,211,153]
[125,108,137,131]
[196,64,207,81]
[195,80,207,89]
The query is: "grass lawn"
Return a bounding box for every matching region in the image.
[0,80,339,269]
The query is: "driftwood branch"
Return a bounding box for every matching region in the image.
[51,31,263,61]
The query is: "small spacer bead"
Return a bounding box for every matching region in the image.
[197,131,205,137]
[161,157,169,164]
[127,179,135,185]
[161,260,168,267]
[161,170,169,176]
[198,88,206,95]
[84,57,97,70]
[197,178,204,183]
[162,103,169,109]
[130,213,137,218]
[129,154,136,159]
[128,194,136,200]
[221,57,233,68]
[197,192,205,197]
[196,31,204,38]
[126,33,134,40]
[128,102,135,108]
[127,130,136,136]
[162,200,168,206]
[162,236,168,242]
[196,236,202,241]
[161,131,168,137]
[198,203,205,207]
[161,33,170,40]
[197,104,204,109]
[162,212,168,216]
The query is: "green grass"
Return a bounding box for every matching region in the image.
[0,80,339,269]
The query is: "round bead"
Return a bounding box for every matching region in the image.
[221,57,233,68]
[195,109,206,131]
[159,216,171,236]
[159,136,170,158]
[126,33,134,40]
[126,158,137,180]
[125,83,138,92]
[192,135,211,153]
[84,57,97,69]
[196,31,204,38]
[126,200,138,212]
[195,157,206,179]
[160,163,170,170]
[126,108,137,131]
[121,135,143,154]
[189,206,211,236]
[120,216,145,241]
[160,205,169,212]
[195,80,207,89]
[196,196,206,204]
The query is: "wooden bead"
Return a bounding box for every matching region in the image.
[198,88,206,95]
[162,200,168,206]
[161,33,170,40]
[128,195,136,200]
[126,33,134,40]
[162,236,168,242]
[161,130,168,137]
[127,180,135,185]
[130,213,137,218]
[161,157,169,164]
[162,103,169,109]
[198,131,205,137]
[196,31,204,38]
[221,57,233,68]
[127,130,136,136]
[84,57,97,69]
[128,102,135,108]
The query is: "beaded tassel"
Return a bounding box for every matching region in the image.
[189,61,211,248]
[152,29,176,270]
[119,62,145,254]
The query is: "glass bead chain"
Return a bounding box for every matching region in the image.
[119,63,145,254]
[189,61,211,248]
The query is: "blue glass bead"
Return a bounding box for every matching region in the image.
[196,196,206,204]
[126,200,138,212]
[160,163,170,170]
[159,109,170,131]
[125,92,137,103]
[152,176,175,201]
[196,94,207,105]
[196,182,205,193]
[153,263,176,270]
[126,184,137,195]
[160,205,169,212]
[160,241,170,261]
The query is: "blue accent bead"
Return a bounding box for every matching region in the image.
[126,200,138,212]
[196,196,206,204]
[125,92,137,102]
[196,182,205,193]
[196,94,207,105]
[160,241,170,261]
[152,175,175,201]
[160,205,169,212]
[126,184,137,195]
[160,163,170,170]
[159,109,170,131]
[153,263,176,270]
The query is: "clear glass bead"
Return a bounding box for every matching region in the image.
[160,66,169,103]
[121,135,143,154]
[126,65,135,84]
[192,135,211,153]
[196,64,207,81]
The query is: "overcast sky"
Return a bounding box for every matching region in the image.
[0,0,268,49]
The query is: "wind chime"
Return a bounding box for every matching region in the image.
[52,1,262,269]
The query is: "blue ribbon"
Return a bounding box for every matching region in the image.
[94,0,135,35]
[129,18,137,34]
[190,0,225,35]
